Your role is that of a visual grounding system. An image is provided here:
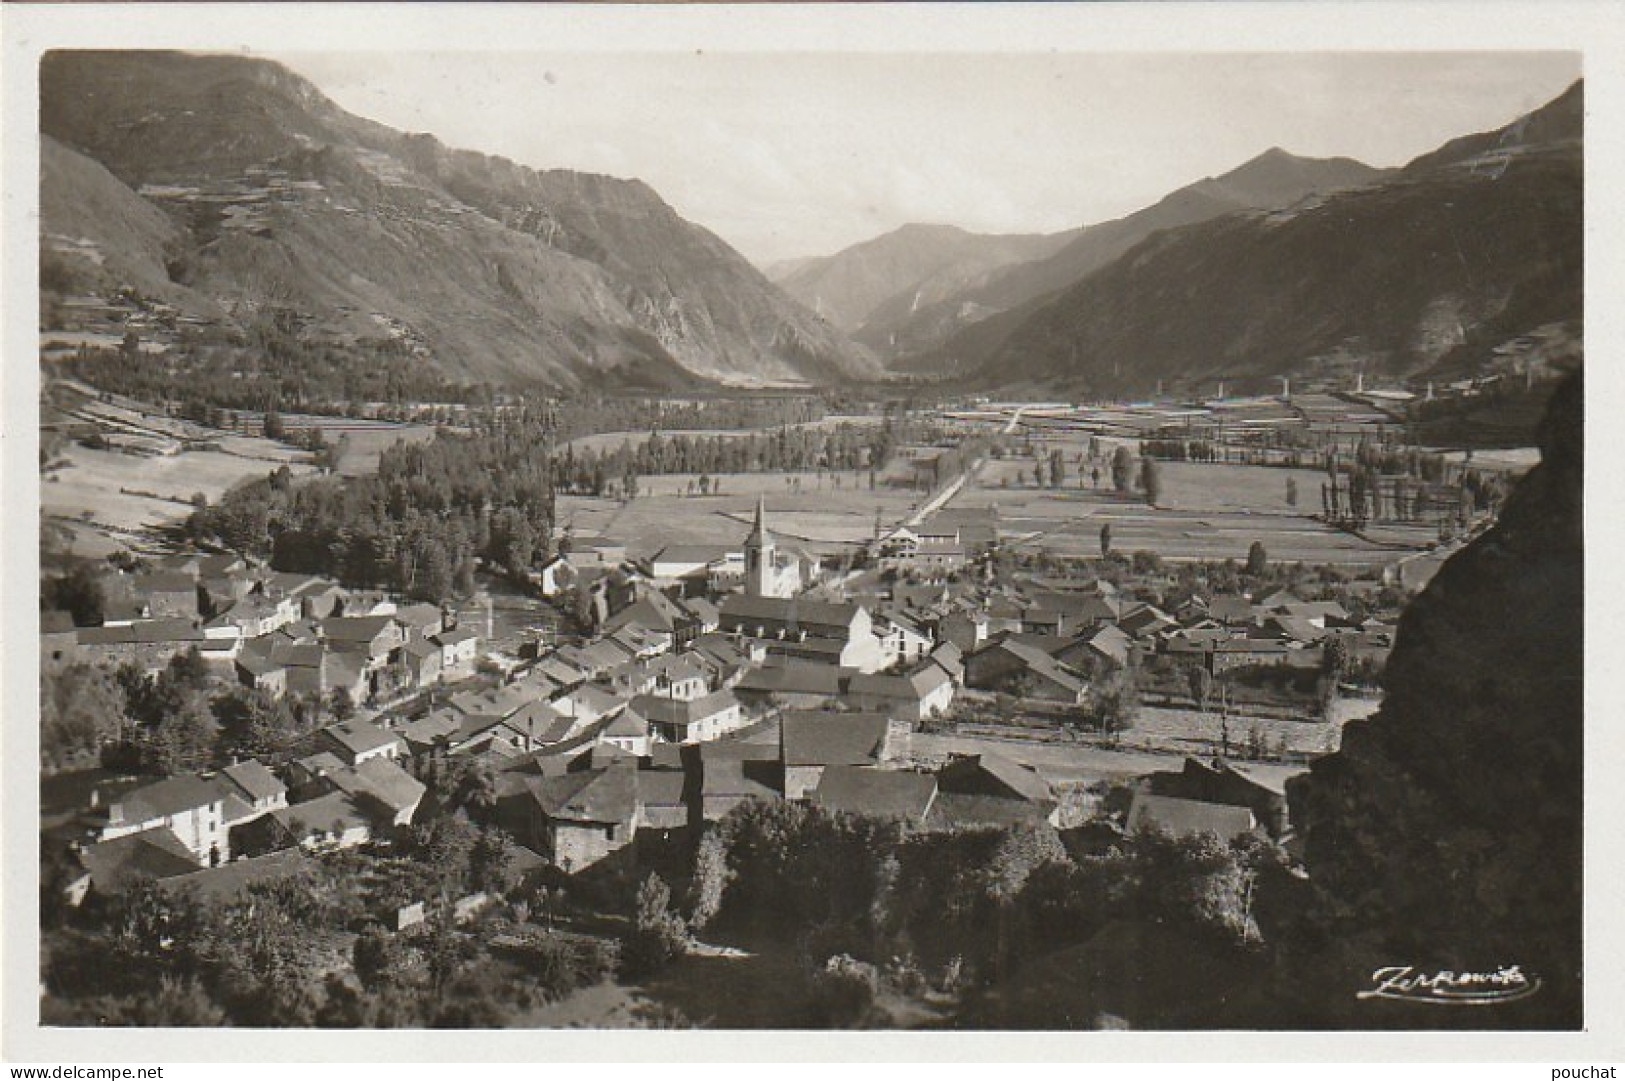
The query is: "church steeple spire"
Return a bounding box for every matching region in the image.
[745,496,776,598]
[748,495,773,547]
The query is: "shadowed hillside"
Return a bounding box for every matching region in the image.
[40,50,874,391]
[1262,370,1583,1028]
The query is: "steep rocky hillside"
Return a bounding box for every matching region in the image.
[1264,371,1582,1028]
[773,222,1075,333]
[39,51,873,390]
[946,82,1581,396]
[879,149,1385,367]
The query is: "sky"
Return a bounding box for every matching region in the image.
[274,51,1581,268]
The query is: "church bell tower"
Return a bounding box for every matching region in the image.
[745,496,775,598]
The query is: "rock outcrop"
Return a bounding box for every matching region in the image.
[1269,369,1583,1028]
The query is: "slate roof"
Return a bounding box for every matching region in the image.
[939,752,1055,805]
[328,757,426,816]
[719,595,863,634]
[320,615,396,644]
[810,767,936,823]
[632,688,740,728]
[272,791,371,837]
[1126,792,1256,839]
[80,829,199,888]
[399,709,464,747]
[735,662,846,697]
[1207,596,1256,624]
[527,765,637,826]
[222,759,286,803]
[649,544,733,569]
[159,849,310,901]
[780,712,889,768]
[603,709,651,739]
[109,775,222,825]
[321,720,401,758]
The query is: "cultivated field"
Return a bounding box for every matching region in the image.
[558,468,930,559]
[946,456,1436,567]
[279,417,437,476]
[41,438,315,548]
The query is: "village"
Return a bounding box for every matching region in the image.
[42,455,1409,911]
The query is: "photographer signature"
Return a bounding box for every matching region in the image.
[1357,964,1540,1005]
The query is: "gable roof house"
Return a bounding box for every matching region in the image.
[324,756,428,828]
[930,753,1058,829]
[132,572,201,620]
[220,759,288,816]
[599,708,653,758]
[810,766,938,826]
[432,624,480,677]
[845,662,956,721]
[732,659,846,710]
[78,829,202,896]
[319,615,406,670]
[264,790,374,852]
[632,688,744,745]
[1146,756,1293,838]
[520,764,640,873]
[698,740,783,821]
[780,712,891,799]
[93,775,230,867]
[1126,791,1257,841]
[317,720,404,767]
[964,638,1088,703]
[718,595,885,673]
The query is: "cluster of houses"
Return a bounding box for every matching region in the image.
[48,498,1388,901]
[66,718,429,901]
[42,552,481,704]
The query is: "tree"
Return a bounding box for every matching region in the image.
[625,873,689,976]
[44,561,106,627]
[1099,523,1112,559]
[352,927,406,993]
[1187,665,1214,712]
[40,663,126,770]
[1245,541,1269,577]
[1140,456,1161,505]
[1092,667,1140,743]
[145,691,217,775]
[263,408,286,441]
[469,826,521,896]
[1048,449,1066,488]
[689,828,732,931]
[1111,446,1135,493]
[328,686,356,725]
[215,685,299,761]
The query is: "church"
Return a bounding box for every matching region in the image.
[743,497,805,600]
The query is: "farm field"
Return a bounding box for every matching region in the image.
[278,416,438,476]
[945,458,1436,567]
[563,414,885,455]
[558,469,929,560]
[41,438,316,545]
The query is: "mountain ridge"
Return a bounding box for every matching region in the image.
[772,221,1077,334]
[872,147,1388,366]
[916,81,1582,395]
[39,50,875,390]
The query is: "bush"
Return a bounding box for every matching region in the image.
[529,932,619,1001]
[808,954,880,1028]
[621,874,689,977]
